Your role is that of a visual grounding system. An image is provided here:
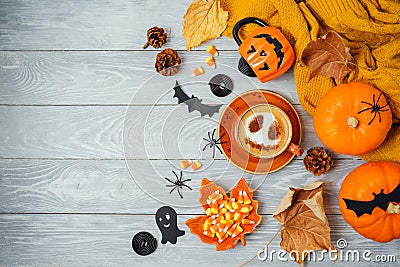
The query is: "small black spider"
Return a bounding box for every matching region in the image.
[165,170,192,199]
[202,129,227,158]
[358,93,390,125]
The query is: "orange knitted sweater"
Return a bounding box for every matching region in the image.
[221,0,400,162]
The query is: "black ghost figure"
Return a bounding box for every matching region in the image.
[155,206,185,244]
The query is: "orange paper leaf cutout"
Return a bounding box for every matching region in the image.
[186,178,262,250]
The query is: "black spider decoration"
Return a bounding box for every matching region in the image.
[202,129,227,158]
[358,93,390,125]
[165,170,192,199]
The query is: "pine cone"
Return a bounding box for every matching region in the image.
[303,147,333,176]
[155,48,181,76]
[143,26,167,49]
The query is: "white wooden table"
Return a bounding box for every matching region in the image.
[0,1,398,266]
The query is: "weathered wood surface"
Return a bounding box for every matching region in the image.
[0,159,363,214]
[0,105,358,159]
[0,214,398,266]
[0,0,236,50]
[0,51,299,105]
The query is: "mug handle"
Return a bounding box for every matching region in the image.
[232,17,268,46]
[287,143,304,156]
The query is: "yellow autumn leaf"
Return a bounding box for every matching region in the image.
[182,0,228,51]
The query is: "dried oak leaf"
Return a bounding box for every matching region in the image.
[301,31,352,84]
[182,0,228,51]
[186,178,262,250]
[273,181,335,266]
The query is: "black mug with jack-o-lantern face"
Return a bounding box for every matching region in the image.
[233,17,295,83]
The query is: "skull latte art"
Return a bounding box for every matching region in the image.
[238,105,290,158]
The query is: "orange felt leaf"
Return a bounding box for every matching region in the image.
[301,31,353,84]
[185,216,216,244]
[186,178,262,251]
[273,181,335,266]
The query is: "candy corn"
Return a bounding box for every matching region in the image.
[242,219,255,225]
[206,207,212,216]
[232,201,242,210]
[210,207,218,215]
[210,225,219,234]
[216,231,228,243]
[243,191,251,205]
[192,160,202,170]
[231,225,243,238]
[203,231,215,238]
[205,217,214,225]
[226,223,237,236]
[193,66,204,76]
[225,212,235,221]
[205,56,215,68]
[203,223,211,231]
[207,45,219,56]
[180,160,192,169]
[240,206,251,215]
[234,212,244,222]
[223,220,234,233]
[201,186,257,243]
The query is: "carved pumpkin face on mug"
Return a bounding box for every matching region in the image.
[233,18,295,83]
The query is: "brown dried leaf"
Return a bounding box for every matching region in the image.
[182,0,228,51]
[273,181,335,266]
[301,31,352,84]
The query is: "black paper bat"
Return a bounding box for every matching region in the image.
[343,183,400,218]
[173,80,222,117]
[254,33,285,69]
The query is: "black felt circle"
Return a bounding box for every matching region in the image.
[132,232,157,256]
[209,74,234,97]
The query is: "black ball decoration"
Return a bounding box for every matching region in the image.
[132,232,157,256]
[209,74,234,97]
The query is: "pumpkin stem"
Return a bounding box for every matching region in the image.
[388,202,400,214]
[347,117,359,129]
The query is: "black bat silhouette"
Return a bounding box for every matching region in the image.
[343,183,400,218]
[173,80,222,117]
[254,33,284,69]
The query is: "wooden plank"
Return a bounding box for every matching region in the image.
[0,159,363,214]
[0,0,237,50]
[0,105,356,159]
[0,214,397,266]
[0,51,299,105]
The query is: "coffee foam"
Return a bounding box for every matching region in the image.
[244,112,281,147]
[238,105,289,158]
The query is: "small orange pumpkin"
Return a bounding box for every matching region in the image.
[338,161,400,242]
[313,82,392,155]
[233,18,294,83]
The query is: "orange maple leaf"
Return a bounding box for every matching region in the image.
[186,178,262,250]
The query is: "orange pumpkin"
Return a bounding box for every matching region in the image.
[233,18,294,83]
[338,161,400,242]
[313,82,392,155]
